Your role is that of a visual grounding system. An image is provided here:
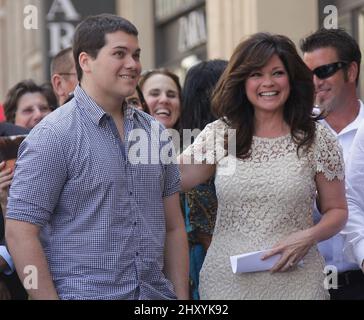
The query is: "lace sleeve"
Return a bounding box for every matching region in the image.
[314,123,345,181]
[183,119,228,165]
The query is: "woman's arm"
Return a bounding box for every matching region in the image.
[263,173,347,273]
[178,154,216,192]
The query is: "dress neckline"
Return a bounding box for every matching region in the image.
[252,133,291,142]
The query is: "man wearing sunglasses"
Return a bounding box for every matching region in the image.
[300,28,364,300]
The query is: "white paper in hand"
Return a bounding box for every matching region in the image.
[230,249,304,274]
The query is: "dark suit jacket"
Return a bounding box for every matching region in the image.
[0,122,29,299]
[0,122,29,136]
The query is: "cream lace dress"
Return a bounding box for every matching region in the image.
[183,119,344,300]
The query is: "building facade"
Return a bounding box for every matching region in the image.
[1,0,364,103]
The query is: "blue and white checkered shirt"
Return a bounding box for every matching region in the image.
[7,85,181,300]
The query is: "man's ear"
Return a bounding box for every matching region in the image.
[347,61,359,84]
[51,74,63,97]
[79,52,92,74]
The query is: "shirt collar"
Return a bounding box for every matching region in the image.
[73,85,136,125]
[319,100,364,137]
[124,103,136,121]
[343,100,364,134]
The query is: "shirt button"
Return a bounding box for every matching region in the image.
[129,191,133,196]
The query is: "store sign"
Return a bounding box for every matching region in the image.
[178,9,206,53]
[155,5,207,68]
[155,0,204,22]
[46,0,80,56]
[44,0,115,58]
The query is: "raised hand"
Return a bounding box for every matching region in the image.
[0,161,14,215]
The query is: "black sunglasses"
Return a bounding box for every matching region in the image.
[312,61,348,79]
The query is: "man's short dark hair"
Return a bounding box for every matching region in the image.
[73,14,138,81]
[50,47,74,76]
[300,28,362,85]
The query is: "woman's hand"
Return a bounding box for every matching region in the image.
[0,161,14,214]
[196,232,212,252]
[261,229,315,273]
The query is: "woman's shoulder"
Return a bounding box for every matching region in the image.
[314,122,338,144]
[203,118,230,132]
[314,121,330,133]
[312,122,344,180]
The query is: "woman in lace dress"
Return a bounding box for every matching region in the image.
[178,33,348,300]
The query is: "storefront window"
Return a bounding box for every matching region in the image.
[154,0,206,72]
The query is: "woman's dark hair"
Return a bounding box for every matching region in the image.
[73,14,138,81]
[135,85,149,113]
[139,68,182,130]
[4,79,56,123]
[180,59,228,131]
[212,32,316,159]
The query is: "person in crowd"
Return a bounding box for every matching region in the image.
[1,80,56,226]
[126,85,148,112]
[342,121,364,288]
[0,124,29,214]
[178,32,348,299]
[300,28,364,300]
[139,69,182,130]
[179,59,227,299]
[5,14,188,300]
[50,47,78,106]
[0,122,29,300]
[1,80,56,228]
[3,80,56,129]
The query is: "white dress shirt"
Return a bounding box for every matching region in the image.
[342,111,364,269]
[314,100,364,272]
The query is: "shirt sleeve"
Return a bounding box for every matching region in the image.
[158,128,181,198]
[162,163,181,198]
[0,245,15,275]
[6,125,68,226]
[342,123,364,268]
[314,124,345,181]
[183,119,228,165]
